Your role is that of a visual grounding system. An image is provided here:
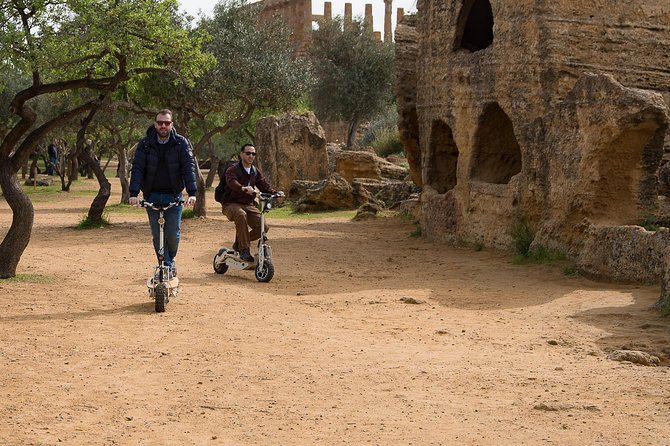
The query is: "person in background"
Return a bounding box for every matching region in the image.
[128,109,197,276]
[219,143,284,262]
[47,143,58,176]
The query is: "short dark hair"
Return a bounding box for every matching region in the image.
[156,109,173,120]
[240,143,255,152]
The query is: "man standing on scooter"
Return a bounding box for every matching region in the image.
[220,143,284,262]
[129,109,197,276]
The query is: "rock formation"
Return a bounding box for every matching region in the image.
[254,112,329,192]
[396,0,670,283]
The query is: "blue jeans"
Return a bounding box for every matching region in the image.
[47,157,57,175]
[145,193,183,267]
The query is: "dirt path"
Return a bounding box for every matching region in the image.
[1,180,669,445]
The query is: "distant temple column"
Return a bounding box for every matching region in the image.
[384,0,392,41]
[397,7,404,24]
[344,3,352,29]
[323,1,332,20]
[364,3,373,32]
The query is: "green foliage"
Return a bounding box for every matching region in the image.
[510,218,567,264]
[370,128,403,158]
[657,294,670,317]
[194,0,312,113]
[511,219,534,257]
[182,208,197,219]
[640,215,670,231]
[0,274,53,283]
[563,265,578,276]
[513,245,566,264]
[270,205,357,220]
[410,224,422,237]
[310,16,395,144]
[360,104,403,157]
[76,214,112,229]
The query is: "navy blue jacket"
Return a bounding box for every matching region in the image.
[129,126,197,198]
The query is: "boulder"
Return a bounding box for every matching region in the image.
[255,112,329,192]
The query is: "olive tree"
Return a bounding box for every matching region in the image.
[310,16,395,148]
[0,0,209,278]
[131,0,312,217]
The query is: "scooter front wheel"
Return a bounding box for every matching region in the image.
[255,260,274,283]
[155,283,168,312]
[213,248,229,274]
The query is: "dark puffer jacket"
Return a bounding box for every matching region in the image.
[129,126,197,198]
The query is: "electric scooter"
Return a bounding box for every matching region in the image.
[140,200,181,312]
[213,192,281,283]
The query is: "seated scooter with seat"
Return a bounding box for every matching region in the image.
[213,191,281,283]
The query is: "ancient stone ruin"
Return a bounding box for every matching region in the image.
[254,112,418,212]
[396,0,670,284]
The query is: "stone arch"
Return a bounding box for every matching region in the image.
[454,0,494,52]
[469,103,522,184]
[426,119,459,194]
[586,126,662,225]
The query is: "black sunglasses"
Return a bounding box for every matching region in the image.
[243,151,257,156]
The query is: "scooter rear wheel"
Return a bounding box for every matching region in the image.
[155,283,168,312]
[255,260,274,283]
[213,248,229,274]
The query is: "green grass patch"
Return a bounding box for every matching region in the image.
[410,224,422,237]
[512,245,566,264]
[563,265,578,276]
[0,273,53,283]
[510,219,534,257]
[640,215,670,231]
[182,208,198,219]
[270,205,357,220]
[371,128,404,158]
[76,214,112,229]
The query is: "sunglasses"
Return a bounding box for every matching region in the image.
[156,120,172,126]
[243,151,257,156]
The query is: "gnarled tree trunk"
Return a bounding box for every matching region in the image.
[0,162,34,278]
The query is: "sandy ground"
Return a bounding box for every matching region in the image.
[1,178,670,445]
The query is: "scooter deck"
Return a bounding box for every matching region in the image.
[146,276,180,290]
[221,248,256,270]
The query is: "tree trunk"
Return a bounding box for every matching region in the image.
[346,115,360,149]
[205,157,219,188]
[0,162,34,278]
[193,161,207,218]
[117,149,130,204]
[81,149,111,224]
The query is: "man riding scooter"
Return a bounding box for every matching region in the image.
[219,143,284,262]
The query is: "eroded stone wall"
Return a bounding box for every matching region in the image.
[398,0,670,283]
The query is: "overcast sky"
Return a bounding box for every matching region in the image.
[180,0,418,37]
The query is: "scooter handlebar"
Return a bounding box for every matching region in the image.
[139,199,183,211]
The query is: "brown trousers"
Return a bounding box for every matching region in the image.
[222,202,268,251]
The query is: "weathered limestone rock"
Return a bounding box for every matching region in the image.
[255,112,329,192]
[353,178,421,209]
[395,15,421,186]
[607,350,660,367]
[293,173,379,212]
[396,0,670,282]
[335,150,382,182]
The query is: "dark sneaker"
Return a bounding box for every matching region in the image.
[239,249,254,262]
